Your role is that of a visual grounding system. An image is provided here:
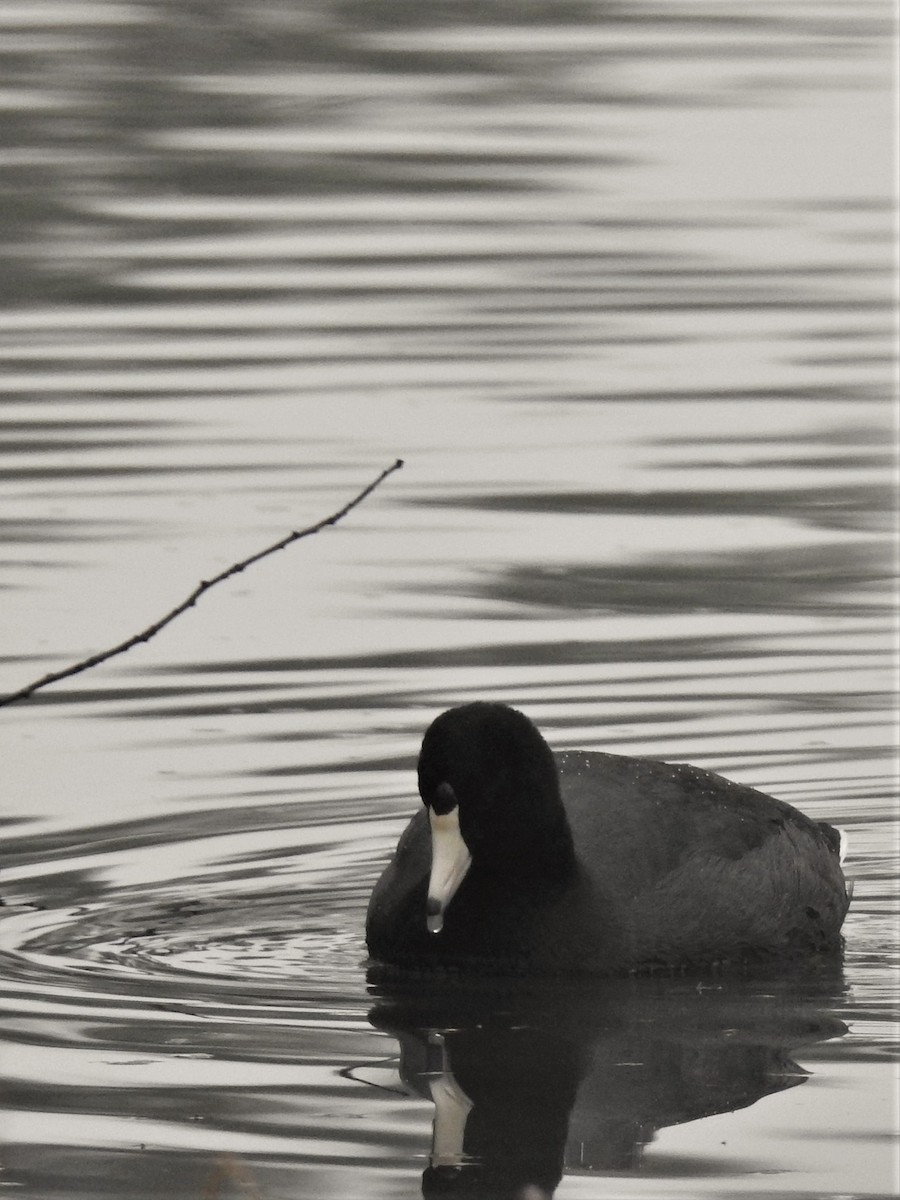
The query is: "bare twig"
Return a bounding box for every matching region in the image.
[0,458,404,709]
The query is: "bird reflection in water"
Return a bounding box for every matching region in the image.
[362,966,847,1200]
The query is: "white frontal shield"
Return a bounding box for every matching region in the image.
[427,805,472,934]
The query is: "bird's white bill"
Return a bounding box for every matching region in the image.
[427,805,472,934]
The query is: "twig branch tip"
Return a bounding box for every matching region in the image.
[0,458,403,709]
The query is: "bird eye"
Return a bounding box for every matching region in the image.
[433,782,457,814]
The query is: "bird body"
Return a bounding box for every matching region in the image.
[366,704,849,975]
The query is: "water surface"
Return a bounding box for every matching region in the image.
[0,2,896,1197]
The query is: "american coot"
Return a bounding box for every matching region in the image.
[365,703,850,975]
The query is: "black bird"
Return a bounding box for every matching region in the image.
[366,703,850,975]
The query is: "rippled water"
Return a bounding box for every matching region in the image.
[0,2,897,1197]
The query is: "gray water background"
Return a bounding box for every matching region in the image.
[0,2,897,1197]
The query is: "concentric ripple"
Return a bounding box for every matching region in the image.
[0,816,398,1032]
